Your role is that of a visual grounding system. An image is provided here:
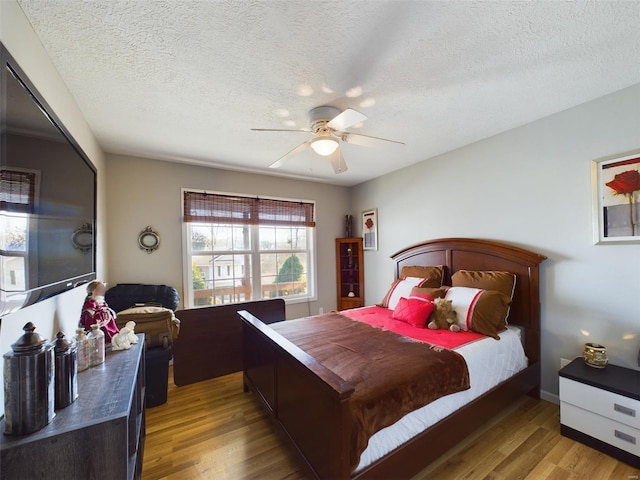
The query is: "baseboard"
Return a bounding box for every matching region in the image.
[540,389,559,405]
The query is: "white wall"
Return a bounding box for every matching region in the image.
[0,1,107,417]
[352,83,640,400]
[106,154,350,319]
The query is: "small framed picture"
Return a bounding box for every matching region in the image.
[592,152,640,244]
[362,208,378,250]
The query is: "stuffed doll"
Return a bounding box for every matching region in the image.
[79,280,119,343]
[427,298,460,332]
[111,321,140,351]
[110,327,132,351]
[124,321,139,344]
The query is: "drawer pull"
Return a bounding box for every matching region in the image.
[614,403,636,417]
[614,430,636,445]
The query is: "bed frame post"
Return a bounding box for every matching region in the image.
[240,310,355,479]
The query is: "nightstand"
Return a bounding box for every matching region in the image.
[559,358,640,468]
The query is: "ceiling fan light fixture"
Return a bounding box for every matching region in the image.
[310,137,339,156]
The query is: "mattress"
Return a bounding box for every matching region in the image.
[355,326,527,473]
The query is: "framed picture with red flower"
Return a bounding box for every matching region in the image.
[592,151,640,244]
[362,208,378,250]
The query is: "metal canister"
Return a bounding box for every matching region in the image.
[3,322,55,435]
[53,331,78,409]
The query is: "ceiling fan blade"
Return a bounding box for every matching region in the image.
[327,108,368,131]
[328,148,348,174]
[341,132,405,148]
[251,128,310,133]
[269,140,311,169]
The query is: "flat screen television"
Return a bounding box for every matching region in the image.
[0,44,96,316]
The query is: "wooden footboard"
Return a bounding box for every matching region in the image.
[240,310,540,480]
[240,310,354,479]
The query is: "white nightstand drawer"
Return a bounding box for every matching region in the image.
[561,402,640,456]
[560,377,640,429]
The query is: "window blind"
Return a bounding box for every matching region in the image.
[183,191,315,227]
[0,169,35,214]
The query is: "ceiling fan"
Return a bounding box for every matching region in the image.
[252,106,404,174]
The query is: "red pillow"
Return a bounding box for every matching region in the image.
[392,296,435,328]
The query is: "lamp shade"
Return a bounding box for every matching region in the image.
[310,137,339,156]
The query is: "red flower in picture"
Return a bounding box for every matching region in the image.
[365,218,374,229]
[605,169,640,195]
[605,169,640,236]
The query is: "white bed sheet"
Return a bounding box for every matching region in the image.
[355,326,528,473]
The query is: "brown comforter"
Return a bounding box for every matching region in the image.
[270,313,470,469]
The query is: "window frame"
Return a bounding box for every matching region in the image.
[181,189,317,308]
[1,167,39,293]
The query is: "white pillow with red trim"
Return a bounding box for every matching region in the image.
[444,286,511,339]
[380,277,430,310]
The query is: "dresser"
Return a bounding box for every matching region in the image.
[0,334,146,479]
[559,358,640,468]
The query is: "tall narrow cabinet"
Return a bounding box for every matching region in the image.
[335,237,364,311]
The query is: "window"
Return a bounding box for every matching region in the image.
[0,169,35,293]
[0,169,36,214]
[183,190,316,307]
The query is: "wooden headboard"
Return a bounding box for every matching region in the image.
[392,238,546,364]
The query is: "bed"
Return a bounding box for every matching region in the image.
[239,238,546,479]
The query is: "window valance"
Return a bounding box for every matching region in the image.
[183,191,315,227]
[0,169,35,214]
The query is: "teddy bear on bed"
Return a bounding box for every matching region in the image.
[427,298,460,332]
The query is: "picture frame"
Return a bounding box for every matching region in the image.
[362,208,378,251]
[592,152,640,244]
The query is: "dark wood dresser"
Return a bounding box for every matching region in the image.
[0,334,146,479]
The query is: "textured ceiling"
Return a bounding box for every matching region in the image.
[16,0,640,186]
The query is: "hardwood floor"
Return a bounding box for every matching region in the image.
[143,367,640,479]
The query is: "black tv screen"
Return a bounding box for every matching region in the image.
[0,45,96,316]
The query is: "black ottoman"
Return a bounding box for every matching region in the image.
[145,346,171,407]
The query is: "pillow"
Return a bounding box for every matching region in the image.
[400,265,444,288]
[117,305,170,315]
[410,286,449,300]
[444,286,511,339]
[451,270,516,299]
[378,277,429,310]
[116,305,181,345]
[392,296,435,328]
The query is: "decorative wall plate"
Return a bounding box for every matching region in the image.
[138,226,160,253]
[71,223,93,254]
